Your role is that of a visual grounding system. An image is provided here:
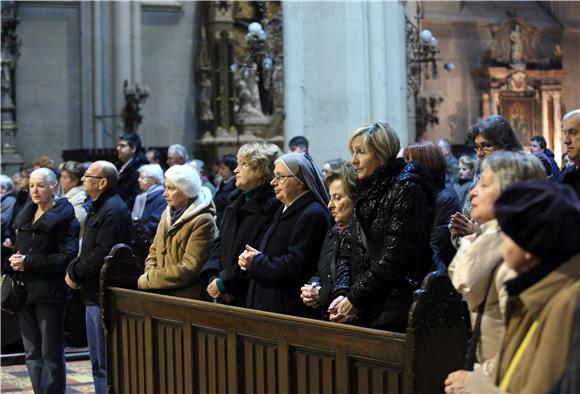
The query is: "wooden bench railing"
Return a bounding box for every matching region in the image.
[101,244,468,394]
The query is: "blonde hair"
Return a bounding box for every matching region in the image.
[349,122,400,163]
[237,141,281,185]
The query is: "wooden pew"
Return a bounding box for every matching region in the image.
[101,244,468,394]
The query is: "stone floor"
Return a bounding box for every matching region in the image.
[0,359,94,393]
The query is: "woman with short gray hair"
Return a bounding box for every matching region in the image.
[1,174,16,246]
[60,161,88,232]
[9,167,79,393]
[201,141,281,306]
[448,151,545,374]
[131,164,167,262]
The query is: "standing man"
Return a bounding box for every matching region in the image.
[530,135,560,179]
[116,133,148,210]
[65,161,131,394]
[166,144,190,167]
[437,138,459,184]
[558,109,580,197]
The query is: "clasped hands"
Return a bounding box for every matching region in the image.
[238,244,260,271]
[449,212,479,237]
[8,252,25,272]
[206,279,234,304]
[328,295,358,323]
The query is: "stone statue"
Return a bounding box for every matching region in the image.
[236,80,265,121]
[509,25,523,64]
[199,75,214,121]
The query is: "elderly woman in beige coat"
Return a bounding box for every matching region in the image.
[138,164,217,298]
[448,151,545,375]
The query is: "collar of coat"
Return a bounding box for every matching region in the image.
[512,253,580,320]
[163,186,215,232]
[13,197,75,233]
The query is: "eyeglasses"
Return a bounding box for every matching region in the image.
[473,142,494,153]
[83,174,104,180]
[272,173,295,183]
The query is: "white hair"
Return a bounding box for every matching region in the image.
[30,167,58,189]
[138,164,164,185]
[165,165,201,198]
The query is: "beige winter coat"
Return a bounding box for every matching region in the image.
[464,252,580,393]
[64,186,87,235]
[448,220,516,375]
[138,187,217,299]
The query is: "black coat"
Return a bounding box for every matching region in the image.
[67,189,132,304]
[12,198,79,303]
[213,178,238,230]
[558,165,580,199]
[200,185,280,306]
[117,154,148,210]
[432,183,460,269]
[245,192,331,317]
[347,159,435,332]
[309,225,351,319]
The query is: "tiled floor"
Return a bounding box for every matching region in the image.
[0,359,94,393]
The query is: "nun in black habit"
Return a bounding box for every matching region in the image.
[238,152,332,317]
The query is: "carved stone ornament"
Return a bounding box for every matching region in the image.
[489,16,538,67]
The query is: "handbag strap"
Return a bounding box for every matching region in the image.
[464,264,500,370]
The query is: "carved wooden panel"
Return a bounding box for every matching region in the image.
[348,356,402,394]
[289,345,335,394]
[240,335,279,394]
[118,313,147,394]
[197,328,230,394]
[152,318,188,394]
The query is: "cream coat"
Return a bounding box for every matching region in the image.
[64,186,87,235]
[448,220,516,375]
[138,187,217,299]
[464,253,580,393]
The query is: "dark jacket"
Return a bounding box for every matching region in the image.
[347,159,435,332]
[1,193,16,242]
[543,149,561,180]
[213,178,237,229]
[12,198,79,303]
[558,165,580,198]
[309,225,352,320]
[117,153,148,210]
[245,192,331,317]
[432,182,460,269]
[133,187,166,238]
[200,185,280,306]
[67,189,132,304]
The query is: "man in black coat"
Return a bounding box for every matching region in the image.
[116,132,148,210]
[558,109,580,198]
[65,160,131,394]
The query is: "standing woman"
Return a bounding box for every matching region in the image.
[301,162,357,319]
[9,168,79,393]
[329,122,435,332]
[59,161,88,234]
[138,165,217,298]
[202,142,281,306]
[450,115,522,241]
[238,152,331,317]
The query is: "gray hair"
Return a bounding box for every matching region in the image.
[138,164,164,185]
[0,174,14,193]
[349,122,400,164]
[481,151,546,192]
[30,168,59,190]
[237,141,281,185]
[168,144,190,162]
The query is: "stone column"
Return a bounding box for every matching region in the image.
[490,90,499,115]
[552,91,562,166]
[482,93,490,117]
[283,1,407,163]
[113,1,132,139]
[540,89,549,149]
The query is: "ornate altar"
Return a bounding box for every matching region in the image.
[195,1,284,161]
[476,15,564,161]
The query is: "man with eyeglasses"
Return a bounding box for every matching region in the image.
[65,161,131,394]
[558,109,580,197]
